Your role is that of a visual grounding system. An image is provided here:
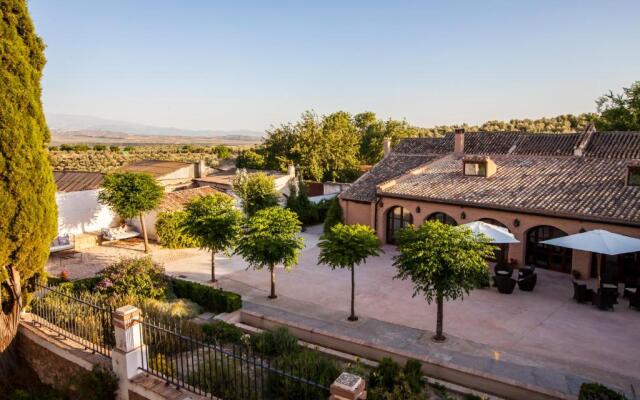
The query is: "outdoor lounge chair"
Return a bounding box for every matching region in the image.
[101,226,141,242]
[494,275,516,294]
[572,281,594,303]
[517,272,537,291]
[50,234,74,253]
[494,264,513,277]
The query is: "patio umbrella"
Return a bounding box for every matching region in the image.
[540,229,640,256]
[461,221,519,244]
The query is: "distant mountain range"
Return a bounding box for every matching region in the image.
[46,113,264,138]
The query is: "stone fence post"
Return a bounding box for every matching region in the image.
[329,372,367,400]
[111,305,146,400]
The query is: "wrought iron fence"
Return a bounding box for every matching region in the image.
[30,283,114,357]
[139,319,332,400]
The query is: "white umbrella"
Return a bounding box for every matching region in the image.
[540,229,640,255]
[462,221,519,244]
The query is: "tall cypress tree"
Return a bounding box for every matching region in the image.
[0,0,57,354]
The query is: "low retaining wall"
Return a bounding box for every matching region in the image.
[17,317,207,400]
[18,319,110,398]
[240,309,573,400]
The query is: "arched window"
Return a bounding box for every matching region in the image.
[479,218,510,265]
[386,206,413,244]
[425,212,457,226]
[525,225,572,273]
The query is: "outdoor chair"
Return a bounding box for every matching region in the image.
[593,288,617,311]
[494,264,513,277]
[50,234,74,253]
[572,281,594,304]
[494,275,517,294]
[623,277,638,299]
[517,272,537,291]
[630,290,640,310]
[101,225,141,242]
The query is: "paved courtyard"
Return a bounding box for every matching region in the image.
[47,225,640,391]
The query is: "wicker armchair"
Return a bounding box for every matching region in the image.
[517,273,537,292]
[494,275,517,294]
[572,281,594,304]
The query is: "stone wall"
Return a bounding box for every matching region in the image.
[18,321,110,398]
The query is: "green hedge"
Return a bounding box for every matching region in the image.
[579,383,627,400]
[171,279,241,313]
[156,211,199,249]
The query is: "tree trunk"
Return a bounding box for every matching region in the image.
[433,295,446,341]
[0,266,22,354]
[268,265,277,299]
[139,213,150,253]
[210,251,217,283]
[348,267,358,321]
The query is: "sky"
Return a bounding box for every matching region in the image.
[30,0,640,132]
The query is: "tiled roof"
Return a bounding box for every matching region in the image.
[584,131,640,159]
[157,186,223,212]
[379,155,640,225]
[339,153,441,202]
[118,160,192,178]
[54,171,104,192]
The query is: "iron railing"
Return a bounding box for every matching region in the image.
[30,283,114,357]
[139,319,332,400]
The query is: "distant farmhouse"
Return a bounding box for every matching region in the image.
[339,127,640,284]
[52,159,298,244]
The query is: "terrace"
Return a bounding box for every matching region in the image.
[46,224,640,397]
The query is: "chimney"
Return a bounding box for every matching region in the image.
[287,164,296,177]
[195,159,206,178]
[383,137,391,157]
[573,123,597,157]
[454,128,465,155]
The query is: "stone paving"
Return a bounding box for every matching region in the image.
[47,225,640,396]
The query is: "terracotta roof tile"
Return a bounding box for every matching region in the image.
[339,153,441,202]
[584,131,640,159]
[380,155,640,225]
[54,171,105,192]
[157,186,223,212]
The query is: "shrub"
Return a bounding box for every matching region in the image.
[141,298,202,320]
[323,197,343,233]
[76,365,119,400]
[368,358,424,400]
[100,257,167,299]
[236,149,265,169]
[578,383,627,400]
[202,320,244,344]
[73,144,90,151]
[156,211,198,248]
[250,327,299,357]
[93,144,107,151]
[171,279,242,313]
[266,350,340,399]
[213,145,232,159]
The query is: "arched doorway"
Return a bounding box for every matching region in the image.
[425,212,457,226]
[386,206,413,244]
[479,218,510,266]
[525,225,572,273]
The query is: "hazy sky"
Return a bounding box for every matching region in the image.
[30,0,640,132]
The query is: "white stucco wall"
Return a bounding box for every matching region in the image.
[56,189,119,235]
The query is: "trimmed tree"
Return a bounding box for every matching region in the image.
[98,172,164,253]
[393,220,495,341]
[232,171,279,216]
[182,193,243,282]
[1,0,58,355]
[323,197,343,233]
[318,224,381,321]
[235,207,304,299]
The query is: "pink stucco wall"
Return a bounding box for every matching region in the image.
[342,197,640,277]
